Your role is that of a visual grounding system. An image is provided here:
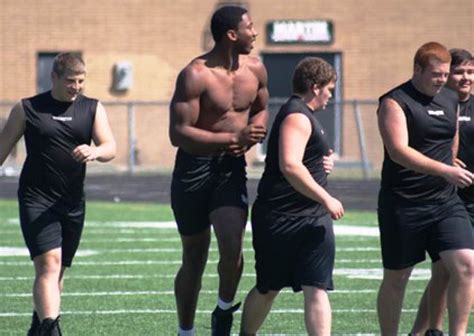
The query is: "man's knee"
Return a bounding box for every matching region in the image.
[33,250,62,275]
[382,269,412,292]
[441,249,474,278]
[219,242,243,264]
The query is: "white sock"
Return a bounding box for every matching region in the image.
[178,326,195,336]
[217,297,233,310]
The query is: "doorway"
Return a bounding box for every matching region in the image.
[260,52,342,157]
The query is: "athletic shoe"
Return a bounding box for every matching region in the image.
[211,302,241,336]
[424,329,444,336]
[27,311,40,336]
[35,316,62,336]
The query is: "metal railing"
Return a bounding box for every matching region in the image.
[0,98,380,178]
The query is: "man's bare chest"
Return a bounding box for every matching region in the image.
[202,72,259,112]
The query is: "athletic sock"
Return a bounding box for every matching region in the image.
[178,326,195,336]
[217,297,233,311]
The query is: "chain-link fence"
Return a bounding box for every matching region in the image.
[0,98,381,178]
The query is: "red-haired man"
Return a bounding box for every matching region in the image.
[376,42,474,336]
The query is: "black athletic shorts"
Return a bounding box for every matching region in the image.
[460,197,474,247]
[171,149,248,236]
[378,190,473,269]
[18,196,85,267]
[251,205,335,294]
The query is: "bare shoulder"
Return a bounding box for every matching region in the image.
[174,57,209,95]
[182,57,210,78]
[242,55,267,81]
[11,101,25,117]
[378,97,401,115]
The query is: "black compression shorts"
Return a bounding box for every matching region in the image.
[171,149,248,236]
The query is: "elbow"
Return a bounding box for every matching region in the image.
[100,142,116,162]
[386,147,405,166]
[109,145,117,161]
[170,137,179,148]
[169,129,180,148]
[279,161,299,179]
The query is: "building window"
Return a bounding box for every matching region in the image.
[37,52,82,93]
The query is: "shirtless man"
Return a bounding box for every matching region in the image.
[168,6,269,336]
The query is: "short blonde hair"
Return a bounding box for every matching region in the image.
[52,53,85,77]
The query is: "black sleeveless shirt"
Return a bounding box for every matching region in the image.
[254,96,329,216]
[379,81,458,202]
[457,94,474,202]
[19,92,97,205]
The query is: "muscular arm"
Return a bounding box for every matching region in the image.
[169,65,237,155]
[226,60,269,156]
[378,97,472,187]
[72,102,116,163]
[248,61,269,128]
[0,102,26,165]
[279,113,343,220]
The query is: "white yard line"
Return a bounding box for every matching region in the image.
[1,287,425,298]
[0,259,385,266]
[0,247,379,254]
[0,308,417,317]
[5,219,379,236]
[0,268,430,282]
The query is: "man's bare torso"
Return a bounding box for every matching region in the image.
[191,55,261,133]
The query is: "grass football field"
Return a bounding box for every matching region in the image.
[0,200,472,335]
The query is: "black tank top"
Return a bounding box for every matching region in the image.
[457,95,474,202]
[379,81,458,202]
[19,92,97,205]
[254,95,329,216]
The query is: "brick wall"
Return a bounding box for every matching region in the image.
[1,0,472,170]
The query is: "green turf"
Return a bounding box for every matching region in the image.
[0,200,472,335]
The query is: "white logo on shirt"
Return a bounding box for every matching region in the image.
[52,116,72,121]
[459,116,471,122]
[427,110,444,116]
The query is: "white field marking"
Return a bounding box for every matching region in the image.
[83,221,379,237]
[86,229,145,235]
[81,237,182,243]
[1,288,425,298]
[80,237,377,244]
[0,256,382,266]
[336,259,381,263]
[0,308,419,318]
[0,268,431,282]
[81,236,378,244]
[0,247,97,257]
[4,219,378,238]
[0,246,378,256]
[336,268,431,280]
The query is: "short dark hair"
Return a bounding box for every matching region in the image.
[210,6,248,42]
[449,48,473,67]
[292,57,337,94]
[52,52,85,77]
